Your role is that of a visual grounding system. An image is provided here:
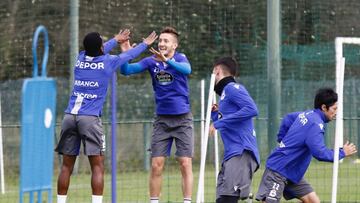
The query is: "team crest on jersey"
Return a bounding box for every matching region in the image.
[155,71,174,85]
[153,63,161,73]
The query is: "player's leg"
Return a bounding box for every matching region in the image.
[299,192,320,203]
[173,112,194,202]
[55,114,81,203]
[177,156,193,201]
[57,155,77,195]
[255,168,287,203]
[149,115,173,202]
[88,155,105,195]
[283,179,318,203]
[150,156,166,198]
[77,115,106,203]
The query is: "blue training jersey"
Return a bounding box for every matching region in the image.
[121,52,191,115]
[64,39,148,116]
[211,82,260,166]
[266,109,345,183]
[276,111,300,143]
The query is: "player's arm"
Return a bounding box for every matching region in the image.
[165,60,191,75]
[305,124,348,162]
[277,112,300,143]
[104,29,131,54]
[103,38,118,54]
[149,47,191,75]
[120,61,147,75]
[213,86,258,129]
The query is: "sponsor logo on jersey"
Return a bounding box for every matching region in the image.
[73,91,98,99]
[319,123,324,130]
[74,80,99,87]
[218,112,223,119]
[75,60,104,70]
[155,71,174,85]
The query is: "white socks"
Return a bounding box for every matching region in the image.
[57,194,102,203]
[150,197,159,203]
[58,194,186,203]
[149,197,190,203]
[184,198,192,203]
[57,195,67,203]
[92,195,103,203]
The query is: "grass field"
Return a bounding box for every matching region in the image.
[1,159,360,203]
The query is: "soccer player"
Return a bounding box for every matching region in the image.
[210,57,260,203]
[55,29,158,203]
[256,88,358,203]
[120,27,193,203]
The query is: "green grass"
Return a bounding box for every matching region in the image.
[2,160,360,203]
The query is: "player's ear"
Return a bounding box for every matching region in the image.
[213,66,220,75]
[321,104,327,112]
[100,45,104,54]
[173,42,178,50]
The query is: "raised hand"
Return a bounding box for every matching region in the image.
[343,141,357,156]
[120,40,137,52]
[143,31,158,46]
[149,47,167,62]
[114,29,131,44]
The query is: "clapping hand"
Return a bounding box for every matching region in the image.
[149,47,167,62]
[120,40,137,52]
[114,29,131,44]
[142,31,158,46]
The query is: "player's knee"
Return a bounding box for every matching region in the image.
[61,163,75,174]
[300,192,320,203]
[151,160,164,174]
[179,158,192,170]
[90,163,104,175]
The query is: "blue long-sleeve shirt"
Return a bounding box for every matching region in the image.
[64,39,148,116]
[120,52,191,115]
[267,109,345,183]
[211,82,260,166]
[277,111,300,143]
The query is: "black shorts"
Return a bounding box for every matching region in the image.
[256,168,314,203]
[55,114,105,156]
[150,112,194,157]
[216,151,258,200]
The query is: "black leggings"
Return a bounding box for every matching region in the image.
[216,195,239,203]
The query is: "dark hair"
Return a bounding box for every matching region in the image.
[160,26,179,41]
[213,57,237,76]
[83,32,103,57]
[314,88,338,109]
